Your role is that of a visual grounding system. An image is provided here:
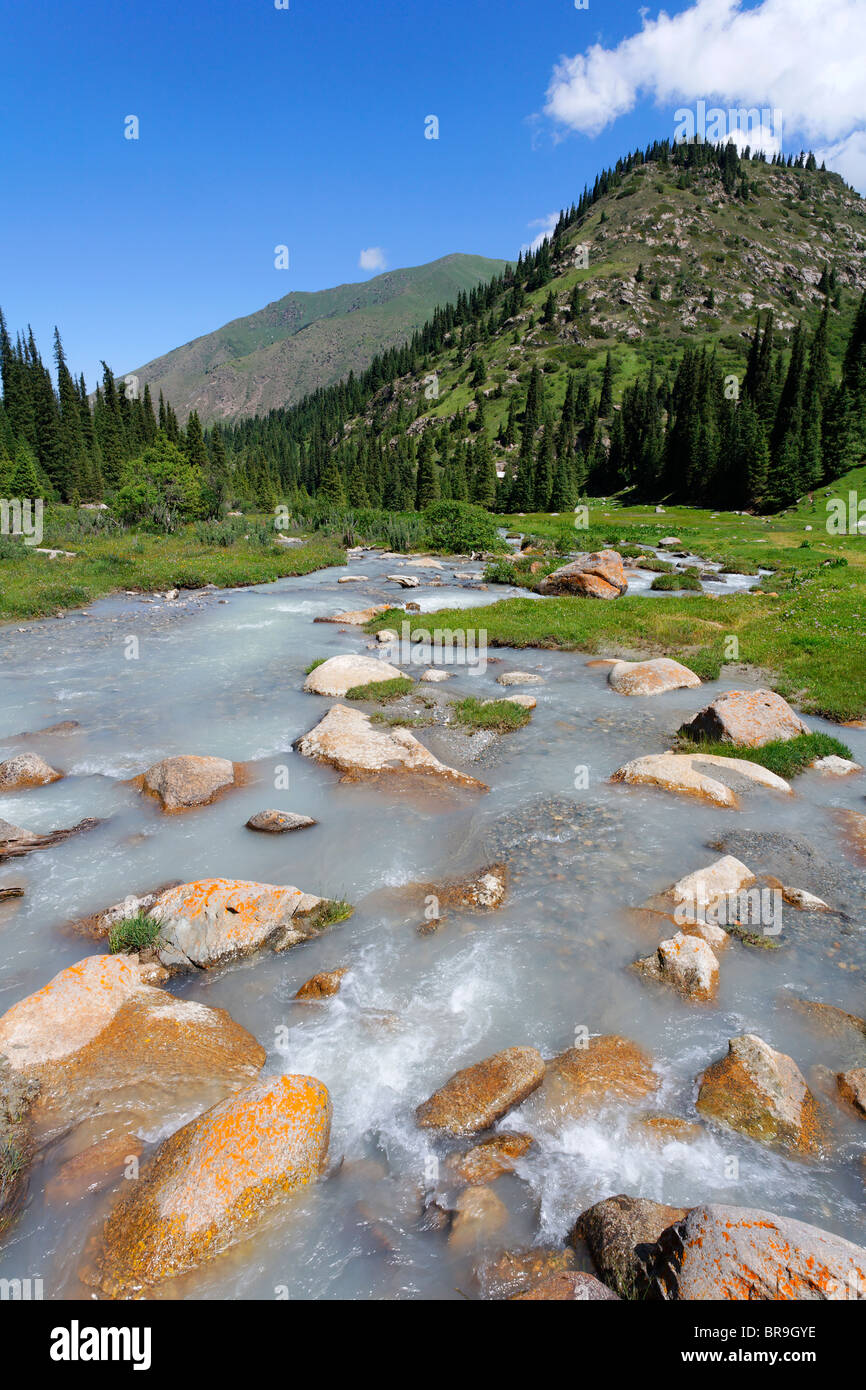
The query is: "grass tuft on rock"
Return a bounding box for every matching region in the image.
[310,898,354,929]
[304,657,326,675]
[108,913,162,955]
[650,571,703,592]
[452,697,532,733]
[345,677,415,702]
[675,730,852,780]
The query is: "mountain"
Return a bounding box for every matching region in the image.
[215,140,866,514]
[129,254,508,424]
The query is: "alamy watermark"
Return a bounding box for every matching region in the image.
[826,491,866,535]
[675,885,782,936]
[0,497,44,546]
[673,101,783,151]
[379,621,487,674]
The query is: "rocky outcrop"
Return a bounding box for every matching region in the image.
[246,810,316,834]
[612,751,792,807]
[147,878,334,971]
[445,1132,533,1185]
[294,968,348,1000]
[634,933,720,1002]
[303,654,403,696]
[0,955,265,1158]
[696,1034,824,1155]
[416,1047,545,1135]
[0,753,63,790]
[519,1035,658,1127]
[538,550,627,599]
[88,1074,331,1296]
[0,816,101,863]
[649,1204,866,1300]
[138,755,240,812]
[295,704,487,790]
[679,689,810,747]
[572,1194,688,1298]
[608,658,702,697]
[511,1271,620,1300]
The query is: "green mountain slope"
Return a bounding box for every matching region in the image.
[130,254,507,423]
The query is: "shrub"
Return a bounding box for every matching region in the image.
[422,500,503,554]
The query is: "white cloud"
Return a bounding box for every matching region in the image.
[359,247,387,272]
[815,130,866,195]
[544,0,866,188]
[522,213,558,255]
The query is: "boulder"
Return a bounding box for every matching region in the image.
[376,629,398,644]
[496,671,545,687]
[572,1194,688,1298]
[294,968,348,1000]
[476,1246,576,1299]
[421,864,507,913]
[139,755,239,812]
[520,1035,658,1127]
[147,878,333,972]
[337,575,367,583]
[0,955,265,1152]
[445,1132,533,1185]
[246,810,316,834]
[416,1047,545,1135]
[665,855,755,920]
[837,1068,866,1117]
[512,1272,620,1300]
[679,689,810,747]
[612,751,792,808]
[314,603,393,626]
[608,658,702,697]
[0,816,101,864]
[448,1184,509,1250]
[537,550,627,599]
[69,886,178,940]
[484,694,536,710]
[0,753,63,790]
[88,1074,331,1296]
[697,1034,824,1155]
[649,1204,866,1300]
[634,933,720,1002]
[779,885,830,912]
[387,574,420,588]
[295,704,487,790]
[420,668,450,682]
[303,653,403,697]
[812,755,862,775]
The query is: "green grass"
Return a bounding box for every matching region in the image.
[344,676,415,702]
[310,898,354,928]
[451,697,532,733]
[651,572,703,592]
[675,730,853,779]
[304,657,326,675]
[108,913,162,955]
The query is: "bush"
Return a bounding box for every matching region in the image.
[422,500,503,554]
[651,571,702,592]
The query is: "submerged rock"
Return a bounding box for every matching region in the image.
[837,1068,866,1117]
[572,1194,688,1299]
[476,1246,576,1299]
[649,1204,866,1300]
[496,671,545,687]
[303,653,403,696]
[448,1184,509,1250]
[634,932,720,1002]
[512,1271,620,1300]
[314,603,393,626]
[538,550,627,599]
[679,689,810,747]
[294,968,348,1000]
[0,753,63,790]
[519,1035,658,1127]
[445,1132,533,1185]
[696,1033,823,1155]
[246,810,316,834]
[88,1074,331,1296]
[612,751,791,808]
[0,816,101,863]
[139,755,239,812]
[295,704,487,790]
[147,878,333,972]
[608,658,701,697]
[835,809,866,865]
[416,1046,545,1136]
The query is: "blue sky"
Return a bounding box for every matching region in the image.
[2,0,863,387]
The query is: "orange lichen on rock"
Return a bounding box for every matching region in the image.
[89,1073,331,1296]
[697,1034,824,1156]
[0,955,147,1071]
[148,878,330,971]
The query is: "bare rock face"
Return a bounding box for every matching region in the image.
[837,1068,866,1117]
[519,1035,658,1128]
[246,810,316,834]
[139,755,239,812]
[608,658,702,697]
[147,878,332,972]
[634,933,720,1003]
[612,750,792,808]
[416,1046,546,1135]
[572,1194,688,1298]
[511,1271,620,1300]
[0,753,63,790]
[697,1034,824,1155]
[649,1204,866,1300]
[679,689,810,747]
[88,1074,331,1296]
[294,968,348,1000]
[303,654,403,696]
[538,550,627,599]
[295,704,487,790]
